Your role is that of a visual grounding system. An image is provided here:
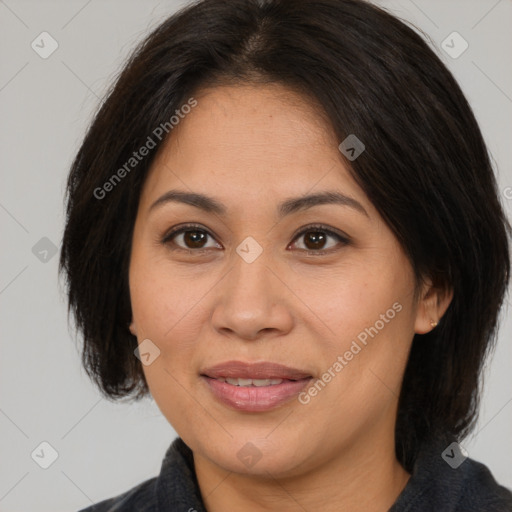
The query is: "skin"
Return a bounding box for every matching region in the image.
[128,83,452,512]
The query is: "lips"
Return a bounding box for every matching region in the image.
[200,360,313,412]
[201,360,312,380]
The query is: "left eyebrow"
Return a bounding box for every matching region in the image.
[148,189,369,218]
[277,191,369,218]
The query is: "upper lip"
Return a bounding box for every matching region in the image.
[201,361,312,380]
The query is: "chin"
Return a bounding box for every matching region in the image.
[193,430,314,478]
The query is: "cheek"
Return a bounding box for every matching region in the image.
[128,252,216,412]
[288,256,409,353]
[295,257,415,411]
[130,245,201,339]
[130,262,205,431]
[130,273,206,358]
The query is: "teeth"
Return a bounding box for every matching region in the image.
[253,379,279,386]
[222,377,284,387]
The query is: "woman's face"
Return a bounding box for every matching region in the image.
[129,84,436,478]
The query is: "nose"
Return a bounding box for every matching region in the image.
[210,248,294,341]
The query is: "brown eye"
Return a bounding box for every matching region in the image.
[162,224,221,252]
[303,231,328,250]
[290,225,350,253]
[162,223,350,255]
[181,230,208,248]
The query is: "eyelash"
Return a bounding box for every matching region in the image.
[161,223,351,256]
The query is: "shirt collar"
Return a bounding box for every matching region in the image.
[156,437,207,511]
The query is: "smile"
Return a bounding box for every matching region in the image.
[200,360,313,412]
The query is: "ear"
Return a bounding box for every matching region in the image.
[129,320,138,337]
[414,278,453,334]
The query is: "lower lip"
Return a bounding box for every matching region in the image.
[202,376,312,412]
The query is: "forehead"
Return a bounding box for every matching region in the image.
[139,84,370,214]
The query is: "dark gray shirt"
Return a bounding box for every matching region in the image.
[78,437,512,511]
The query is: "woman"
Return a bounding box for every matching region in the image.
[60,0,512,510]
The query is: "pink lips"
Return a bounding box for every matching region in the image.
[201,361,313,412]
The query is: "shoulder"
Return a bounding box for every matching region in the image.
[77,476,158,512]
[391,439,512,512]
[453,457,512,512]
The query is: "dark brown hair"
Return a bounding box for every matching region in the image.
[59,0,511,471]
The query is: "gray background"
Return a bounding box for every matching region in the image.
[0,0,511,510]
